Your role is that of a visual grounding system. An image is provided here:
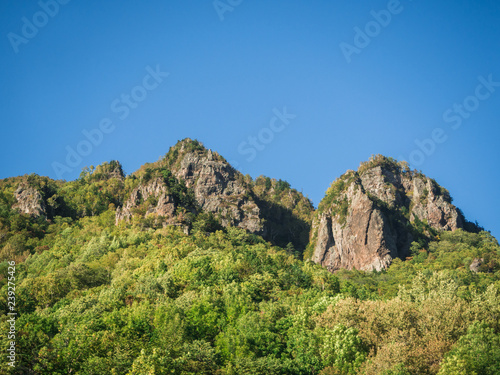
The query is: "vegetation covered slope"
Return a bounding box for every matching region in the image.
[0,195,499,374]
[0,148,499,374]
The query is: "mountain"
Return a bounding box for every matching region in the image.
[6,139,313,253]
[5,142,483,268]
[1,140,499,374]
[115,138,314,251]
[307,155,480,272]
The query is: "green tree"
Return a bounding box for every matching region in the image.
[438,321,500,375]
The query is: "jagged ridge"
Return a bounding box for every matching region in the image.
[4,145,483,268]
[117,139,314,251]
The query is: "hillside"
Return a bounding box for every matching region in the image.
[0,141,499,374]
[307,155,481,272]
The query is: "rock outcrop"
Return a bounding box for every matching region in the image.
[309,155,465,272]
[12,184,46,218]
[115,177,177,225]
[116,139,264,233]
[469,258,484,273]
[167,141,263,233]
[115,139,314,250]
[92,160,125,181]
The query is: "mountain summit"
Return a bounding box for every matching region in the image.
[307,155,478,272]
[115,138,314,251]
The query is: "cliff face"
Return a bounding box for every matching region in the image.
[116,139,264,233]
[359,165,462,231]
[115,177,177,225]
[115,139,314,250]
[309,156,464,272]
[168,142,263,233]
[12,184,46,218]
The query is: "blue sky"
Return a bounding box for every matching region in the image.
[1,0,499,238]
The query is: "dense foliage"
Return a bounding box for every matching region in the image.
[0,157,499,374]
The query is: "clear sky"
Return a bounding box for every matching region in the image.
[1,0,499,238]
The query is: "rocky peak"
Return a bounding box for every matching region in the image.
[116,139,262,233]
[359,163,462,231]
[163,139,263,233]
[309,155,466,272]
[115,139,314,251]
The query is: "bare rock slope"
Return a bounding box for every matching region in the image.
[308,155,465,272]
[116,139,314,250]
[169,142,262,233]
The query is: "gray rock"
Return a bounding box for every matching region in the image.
[311,156,464,272]
[116,139,263,234]
[469,258,484,273]
[169,142,263,233]
[115,177,176,224]
[12,185,46,218]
